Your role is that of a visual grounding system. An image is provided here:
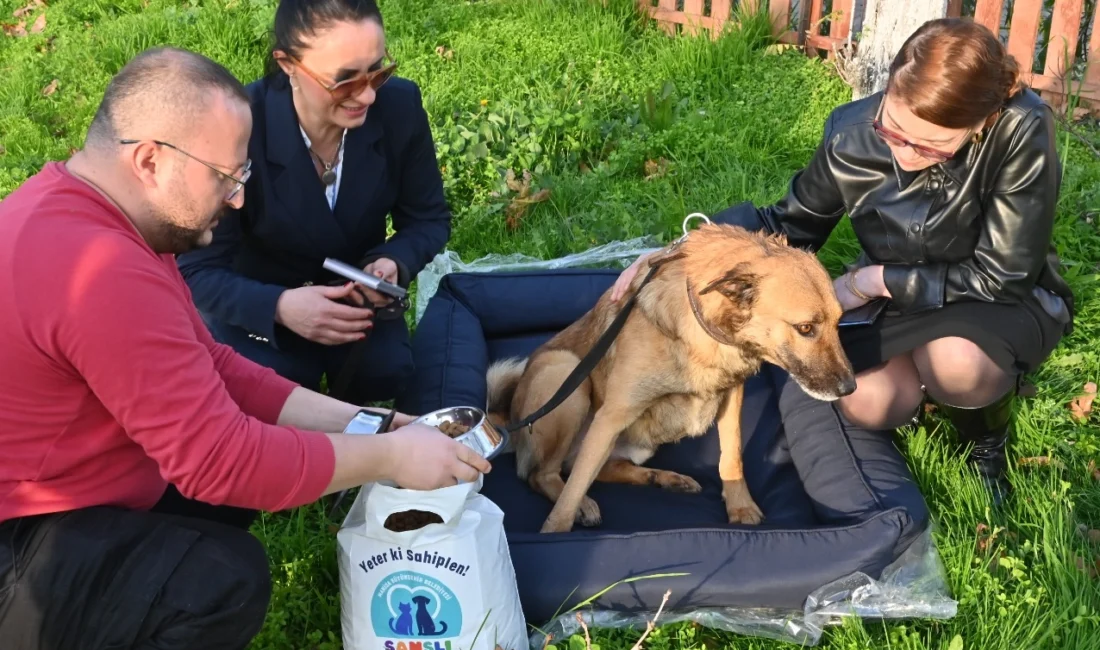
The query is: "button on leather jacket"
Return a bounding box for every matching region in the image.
[713,88,1075,333]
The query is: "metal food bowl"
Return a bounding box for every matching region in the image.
[411,406,508,461]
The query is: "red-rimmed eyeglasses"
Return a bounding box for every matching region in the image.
[871,98,967,164]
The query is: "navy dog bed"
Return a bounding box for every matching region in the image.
[401,268,931,626]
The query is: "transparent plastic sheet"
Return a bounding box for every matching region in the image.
[525,525,957,648]
[412,237,664,324]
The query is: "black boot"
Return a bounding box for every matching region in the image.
[937,388,1015,506]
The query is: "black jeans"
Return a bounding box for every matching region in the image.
[0,486,270,649]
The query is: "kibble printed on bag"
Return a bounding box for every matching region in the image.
[338,477,527,650]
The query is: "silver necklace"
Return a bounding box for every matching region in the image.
[306,128,347,186]
[309,146,339,185]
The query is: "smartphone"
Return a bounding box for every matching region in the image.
[323,258,407,300]
[839,298,888,328]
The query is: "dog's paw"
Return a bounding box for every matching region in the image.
[576,496,602,527]
[727,502,764,525]
[540,519,573,534]
[665,473,702,493]
[647,470,702,493]
[723,478,764,525]
[540,512,576,534]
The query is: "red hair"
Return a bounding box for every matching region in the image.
[886,18,1026,129]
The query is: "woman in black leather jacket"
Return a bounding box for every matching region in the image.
[612,18,1075,502]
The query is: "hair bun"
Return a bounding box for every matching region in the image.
[1002,54,1022,101]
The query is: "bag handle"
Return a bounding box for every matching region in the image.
[363,477,482,534]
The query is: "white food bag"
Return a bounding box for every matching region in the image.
[337,475,528,650]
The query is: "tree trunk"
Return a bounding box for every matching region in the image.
[849,0,950,100]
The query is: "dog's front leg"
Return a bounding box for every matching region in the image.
[540,401,640,534]
[717,383,763,525]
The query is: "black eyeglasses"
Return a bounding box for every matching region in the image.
[119,139,252,202]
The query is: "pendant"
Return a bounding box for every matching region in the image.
[321,167,337,185]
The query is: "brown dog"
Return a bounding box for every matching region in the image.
[485,223,856,534]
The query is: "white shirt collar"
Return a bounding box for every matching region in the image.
[299,125,347,212]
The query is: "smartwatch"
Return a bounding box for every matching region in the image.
[342,408,397,435]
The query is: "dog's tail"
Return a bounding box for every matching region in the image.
[485,357,527,422]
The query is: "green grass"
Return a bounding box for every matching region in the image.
[3,0,1100,648]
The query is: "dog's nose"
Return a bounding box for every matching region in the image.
[837,376,857,397]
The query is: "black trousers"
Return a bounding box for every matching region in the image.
[0,486,270,650]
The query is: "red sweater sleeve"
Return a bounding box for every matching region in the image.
[44,235,335,512]
[202,325,298,424]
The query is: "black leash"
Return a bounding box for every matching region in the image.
[502,259,665,435]
[501,212,712,435]
[324,254,412,405]
[327,293,411,403]
[325,212,709,520]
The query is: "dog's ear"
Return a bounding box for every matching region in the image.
[699,263,758,309]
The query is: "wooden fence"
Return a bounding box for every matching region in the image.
[640,0,1100,114]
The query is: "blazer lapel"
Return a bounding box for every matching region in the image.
[263,83,353,255]
[332,112,385,243]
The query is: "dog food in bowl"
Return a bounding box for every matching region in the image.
[410,406,507,460]
[437,420,472,438]
[384,509,444,532]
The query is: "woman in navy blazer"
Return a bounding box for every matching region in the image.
[179,0,449,408]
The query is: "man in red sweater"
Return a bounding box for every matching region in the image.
[0,47,490,650]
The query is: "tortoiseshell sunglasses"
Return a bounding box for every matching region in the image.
[279,51,398,103]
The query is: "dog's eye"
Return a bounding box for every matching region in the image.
[794,323,815,337]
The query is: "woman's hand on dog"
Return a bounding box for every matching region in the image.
[833,264,890,311]
[610,252,657,302]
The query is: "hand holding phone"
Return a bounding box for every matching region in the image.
[323,258,407,301]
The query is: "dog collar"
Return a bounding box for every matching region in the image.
[686,279,739,346]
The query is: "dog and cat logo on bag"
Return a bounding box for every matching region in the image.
[370,569,462,649]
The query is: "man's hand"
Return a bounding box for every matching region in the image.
[389,411,416,429]
[383,423,492,489]
[363,408,414,430]
[348,257,399,308]
[276,388,415,434]
[274,283,374,345]
[324,422,491,496]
